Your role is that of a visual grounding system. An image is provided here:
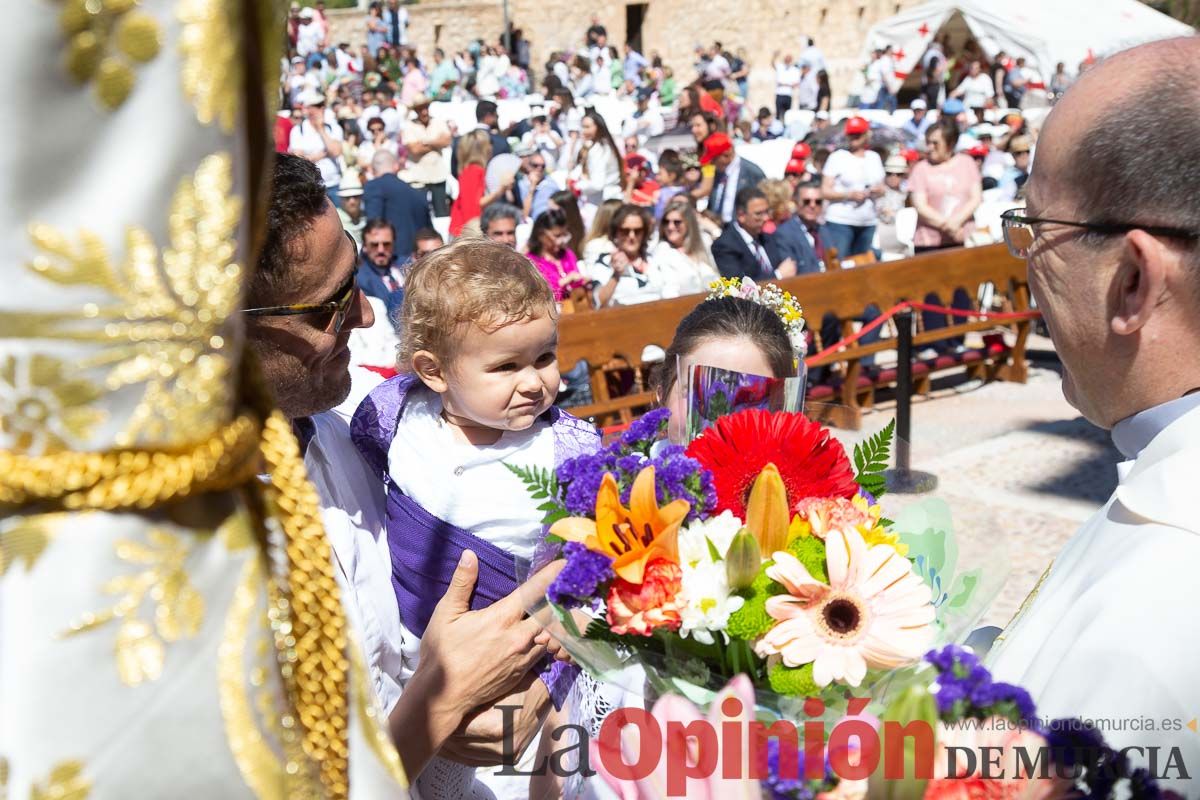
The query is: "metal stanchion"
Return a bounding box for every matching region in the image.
[885,307,938,494]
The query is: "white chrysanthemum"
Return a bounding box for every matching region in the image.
[678,560,745,645]
[677,510,742,570]
[676,511,746,645]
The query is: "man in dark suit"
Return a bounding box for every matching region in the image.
[701,132,767,224]
[711,187,794,280]
[363,150,432,259]
[450,99,511,178]
[355,219,405,327]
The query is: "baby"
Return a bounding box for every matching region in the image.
[351,238,598,799]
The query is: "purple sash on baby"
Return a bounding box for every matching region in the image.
[352,373,600,708]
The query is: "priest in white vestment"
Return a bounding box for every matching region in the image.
[988,37,1200,794]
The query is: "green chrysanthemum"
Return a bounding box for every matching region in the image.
[726,563,783,640]
[768,661,819,697]
[786,534,828,583]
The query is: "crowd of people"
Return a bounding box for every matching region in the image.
[278,3,1044,348]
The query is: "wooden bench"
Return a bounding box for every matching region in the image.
[557,243,1032,430]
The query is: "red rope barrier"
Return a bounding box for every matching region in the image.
[803,302,1041,365]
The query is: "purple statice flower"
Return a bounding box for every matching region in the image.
[857,486,878,506]
[615,453,647,479]
[547,542,614,610]
[934,680,967,714]
[619,407,671,455]
[991,682,1037,725]
[763,737,814,800]
[559,451,615,516]
[647,445,716,522]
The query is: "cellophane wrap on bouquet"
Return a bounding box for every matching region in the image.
[682,362,808,443]
[517,407,1006,731]
[0,2,406,798]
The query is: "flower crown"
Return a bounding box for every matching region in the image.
[706,277,807,355]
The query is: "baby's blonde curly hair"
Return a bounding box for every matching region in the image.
[397,238,556,370]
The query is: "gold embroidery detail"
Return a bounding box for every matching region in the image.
[61,526,209,686]
[0,154,243,450]
[220,558,286,800]
[58,0,162,110]
[0,514,65,576]
[30,759,91,800]
[0,354,105,456]
[178,0,240,132]
[0,413,259,511]
[993,560,1054,648]
[0,755,8,798]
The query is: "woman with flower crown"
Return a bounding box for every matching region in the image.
[657,278,807,443]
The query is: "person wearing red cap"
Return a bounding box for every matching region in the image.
[623,152,661,207]
[700,131,765,224]
[819,116,885,257]
[784,157,808,194]
[784,141,814,193]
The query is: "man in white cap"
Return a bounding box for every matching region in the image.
[902,97,932,145]
[337,171,367,247]
[296,6,324,65]
[289,89,344,205]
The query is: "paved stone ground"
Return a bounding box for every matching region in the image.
[822,337,1121,628]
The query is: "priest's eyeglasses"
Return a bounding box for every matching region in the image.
[242,234,360,337]
[1001,208,1200,260]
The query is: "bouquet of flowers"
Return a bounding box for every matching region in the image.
[511,407,1001,713]
[585,646,1166,799]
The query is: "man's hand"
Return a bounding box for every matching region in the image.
[417,551,564,718]
[439,674,552,768]
[776,257,798,278]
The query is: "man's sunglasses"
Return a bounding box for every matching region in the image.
[242,233,360,337]
[800,198,824,206]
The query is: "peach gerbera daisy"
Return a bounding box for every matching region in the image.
[754,527,936,687]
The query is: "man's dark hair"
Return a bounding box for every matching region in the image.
[413,227,444,248]
[476,100,499,122]
[796,178,822,193]
[1065,60,1200,247]
[735,187,767,214]
[480,202,521,231]
[251,153,328,306]
[658,297,795,400]
[363,218,396,238]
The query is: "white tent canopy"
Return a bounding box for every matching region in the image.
[862,0,1193,87]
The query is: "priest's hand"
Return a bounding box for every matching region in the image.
[388,551,564,779]
[420,550,564,714]
[439,673,551,767]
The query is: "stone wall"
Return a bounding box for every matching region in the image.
[326,0,928,108]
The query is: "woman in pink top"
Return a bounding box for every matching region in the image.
[908,118,982,252]
[526,207,583,299]
[400,56,428,107]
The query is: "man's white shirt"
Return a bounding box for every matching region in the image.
[989,395,1200,792]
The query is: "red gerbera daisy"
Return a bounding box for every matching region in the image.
[685,409,859,520]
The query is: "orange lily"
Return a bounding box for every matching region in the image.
[744,463,791,555]
[550,467,690,584]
